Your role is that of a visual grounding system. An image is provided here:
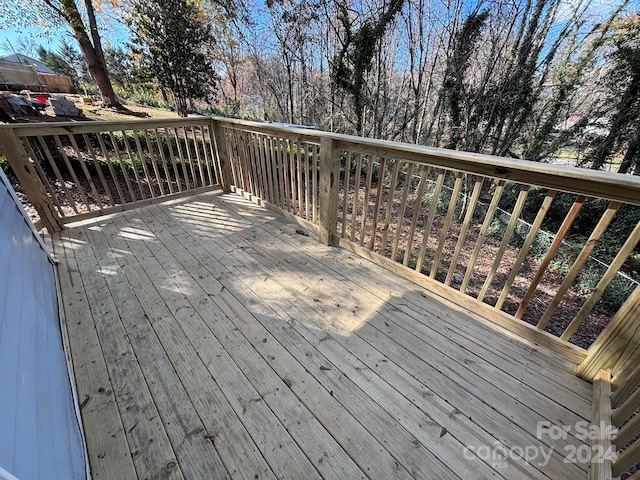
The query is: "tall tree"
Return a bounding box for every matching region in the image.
[586,13,640,173]
[331,0,406,134]
[43,0,123,107]
[37,45,76,79]
[129,0,217,116]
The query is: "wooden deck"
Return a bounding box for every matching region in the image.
[50,191,594,480]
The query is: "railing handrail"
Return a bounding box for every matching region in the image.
[0,117,207,137]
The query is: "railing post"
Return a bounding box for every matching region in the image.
[318,137,340,246]
[0,129,63,232]
[577,285,640,381]
[211,119,232,193]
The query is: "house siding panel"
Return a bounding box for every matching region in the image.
[0,172,86,479]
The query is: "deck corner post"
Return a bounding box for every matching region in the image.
[318,136,340,246]
[0,128,63,232]
[577,285,640,381]
[211,119,233,193]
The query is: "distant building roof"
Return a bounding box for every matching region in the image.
[0,53,55,75]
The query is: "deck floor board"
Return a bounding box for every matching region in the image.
[54,191,593,480]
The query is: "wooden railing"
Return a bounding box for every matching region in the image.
[2,117,639,377]
[0,118,225,230]
[215,119,322,234]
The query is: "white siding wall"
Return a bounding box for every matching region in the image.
[0,170,86,480]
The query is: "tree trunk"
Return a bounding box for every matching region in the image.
[618,126,640,174]
[60,0,122,108]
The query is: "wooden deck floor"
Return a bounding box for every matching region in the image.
[51,191,594,480]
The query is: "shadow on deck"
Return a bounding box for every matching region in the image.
[51,191,593,480]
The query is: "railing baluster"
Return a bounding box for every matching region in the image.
[283,138,292,212]
[403,165,429,267]
[477,185,530,303]
[82,133,115,205]
[391,163,414,262]
[296,141,303,217]
[416,170,445,273]
[277,138,288,209]
[430,171,463,278]
[340,152,353,238]
[121,131,148,199]
[268,136,279,205]
[251,133,262,197]
[199,125,214,186]
[379,159,400,253]
[227,130,242,188]
[108,132,136,201]
[153,129,174,194]
[255,133,265,197]
[516,194,586,320]
[255,134,265,199]
[36,135,77,214]
[182,127,199,188]
[191,126,206,188]
[162,128,183,192]
[143,130,165,196]
[95,133,126,204]
[445,176,484,286]
[288,139,297,214]
[68,134,103,207]
[242,131,255,196]
[22,139,63,215]
[459,180,505,293]
[132,130,156,197]
[495,191,557,310]
[358,155,375,246]
[612,379,640,425]
[54,134,91,210]
[258,135,271,203]
[368,157,386,250]
[172,128,192,190]
[561,220,640,341]
[536,200,620,326]
[305,143,313,222]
